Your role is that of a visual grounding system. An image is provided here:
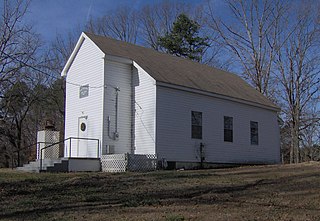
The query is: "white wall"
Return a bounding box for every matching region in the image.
[133,62,156,154]
[64,38,104,158]
[102,60,132,154]
[156,86,280,164]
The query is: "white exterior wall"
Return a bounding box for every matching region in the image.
[133,63,156,154]
[102,60,132,154]
[156,86,280,164]
[64,38,104,158]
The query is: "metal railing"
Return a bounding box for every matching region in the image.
[39,140,64,171]
[39,137,100,171]
[37,142,60,159]
[11,142,38,169]
[65,137,100,158]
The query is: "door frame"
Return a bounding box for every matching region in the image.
[77,115,88,157]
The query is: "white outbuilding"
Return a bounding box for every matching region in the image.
[61,32,280,170]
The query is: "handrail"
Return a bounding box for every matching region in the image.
[11,142,39,169]
[12,142,38,153]
[66,137,100,158]
[39,137,100,171]
[39,139,66,171]
[68,137,100,140]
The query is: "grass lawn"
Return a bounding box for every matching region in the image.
[0,162,320,221]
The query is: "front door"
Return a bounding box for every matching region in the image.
[78,116,88,157]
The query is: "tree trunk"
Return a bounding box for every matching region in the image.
[294,134,299,164]
[292,115,300,164]
[290,124,294,164]
[17,149,20,167]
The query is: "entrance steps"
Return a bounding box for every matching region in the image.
[16,158,101,172]
[16,158,69,173]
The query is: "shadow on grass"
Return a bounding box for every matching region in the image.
[1,165,320,220]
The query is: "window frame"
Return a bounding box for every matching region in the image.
[224,116,233,142]
[79,84,89,98]
[191,111,202,139]
[250,121,259,145]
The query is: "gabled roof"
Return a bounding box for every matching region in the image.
[65,32,279,111]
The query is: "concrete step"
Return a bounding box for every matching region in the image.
[46,160,69,172]
[17,159,66,173]
[17,167,39,172]
[17,158,101,172]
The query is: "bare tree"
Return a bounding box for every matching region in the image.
[138,1,226,68]
[46,30,80,75]
[0,0,67,167]
[86,6,139,44]
[139,1,193,50]
[275,3,320,163]
[0,0,40,99]
[207,0,320,163]
[207,0,287,97]
[0,1,42,167]
[300,113,320,162]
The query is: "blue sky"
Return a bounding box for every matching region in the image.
[25,0,141,43]
[22,0,214,45]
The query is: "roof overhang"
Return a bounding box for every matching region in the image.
[104,54,132,65]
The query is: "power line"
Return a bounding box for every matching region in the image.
[2,51,106,89]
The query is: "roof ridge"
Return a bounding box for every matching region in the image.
[84,32,234,77]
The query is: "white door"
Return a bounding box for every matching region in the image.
[78,116,88,157]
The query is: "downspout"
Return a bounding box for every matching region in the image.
[131,65,135,154]
[107,87,120,140]
[107,116,112,139]
[114,87,120,139]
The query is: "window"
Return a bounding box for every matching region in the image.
[80,123,86,131]
[79,84,89,98]
[224,116,233,142]
[250,121,259,145]
[191,111,202,139]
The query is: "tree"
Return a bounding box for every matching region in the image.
[300,118,320,162]
[0,81,44,166]
[207,0,320,163]
[139,1,193,50]
[46,31,79,75]
[85,1,225,68]
[0,0,40,101]
[158,13,209,62]
[274,3,320,163]
[207,0,286,97]
[86,6,139,44]
[0,74,65,167]
[0,0,45,167]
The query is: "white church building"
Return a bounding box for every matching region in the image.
[60,32,280,171]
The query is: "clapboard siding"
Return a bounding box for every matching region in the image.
[63,33,280,165]
[64,38,104,157]
[103,60,132,154]
[133,62,156,154]
[156,86,280,164]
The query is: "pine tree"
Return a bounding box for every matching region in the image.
[158,13,209,62]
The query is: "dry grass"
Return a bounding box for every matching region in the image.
[0,162,320,221]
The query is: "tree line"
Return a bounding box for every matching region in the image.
[0,0,319,167]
